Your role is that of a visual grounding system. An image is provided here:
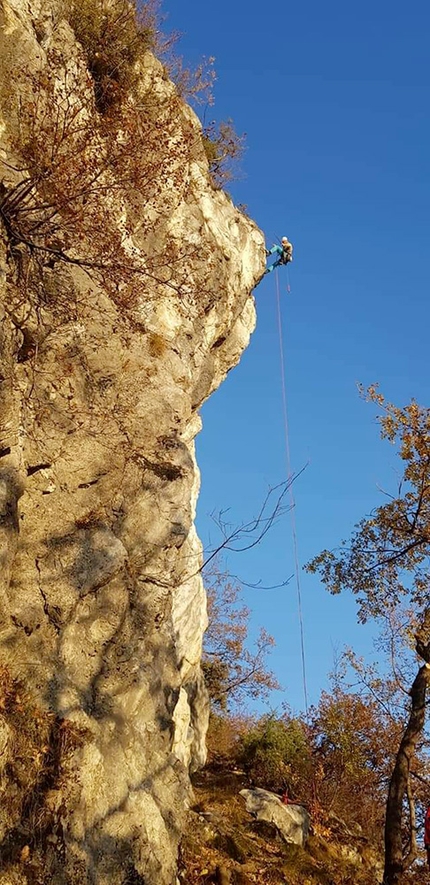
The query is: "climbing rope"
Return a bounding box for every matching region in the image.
[275,269,309,717]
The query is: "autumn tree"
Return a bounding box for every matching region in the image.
[231,684,395,844]
[201,479,299,764]
[202,561,280,712]
[309,686,400,842]
[307,387,430,885]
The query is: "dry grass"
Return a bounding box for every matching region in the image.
[0,667,89,876]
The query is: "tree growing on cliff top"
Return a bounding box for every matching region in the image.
[307,386,430,885]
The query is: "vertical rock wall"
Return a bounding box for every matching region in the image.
[0,1,264,882]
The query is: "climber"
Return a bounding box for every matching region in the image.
[265,236,293,274]
[424,803,430,868]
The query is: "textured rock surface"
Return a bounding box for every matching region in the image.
[240,789,310,847]
[0,0,264,882]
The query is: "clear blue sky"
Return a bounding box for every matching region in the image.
[164,1,430,714]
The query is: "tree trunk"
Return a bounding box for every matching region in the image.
[383,661,430,885]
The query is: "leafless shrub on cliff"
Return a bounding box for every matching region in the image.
[201,477,298,586]
[169,54,217,107]
[0,0,246,319]
[202,119,246,187]
[0,45,206,309]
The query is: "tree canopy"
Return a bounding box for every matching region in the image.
[307,386,430,626]
[202,562,280,711]
[307,387,430,885]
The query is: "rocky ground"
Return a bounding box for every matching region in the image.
[179,768,385,885]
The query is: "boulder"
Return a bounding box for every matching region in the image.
[239,788,310,847]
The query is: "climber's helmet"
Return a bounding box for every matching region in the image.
[281,237,289,245]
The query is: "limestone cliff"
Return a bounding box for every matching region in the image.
[0,1,264,882]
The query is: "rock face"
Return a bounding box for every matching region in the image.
[240,789,310,847]
[0,1,264,882]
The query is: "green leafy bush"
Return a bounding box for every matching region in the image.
[238,714,311,795]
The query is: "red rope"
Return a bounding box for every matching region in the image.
[275,269,309,716]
